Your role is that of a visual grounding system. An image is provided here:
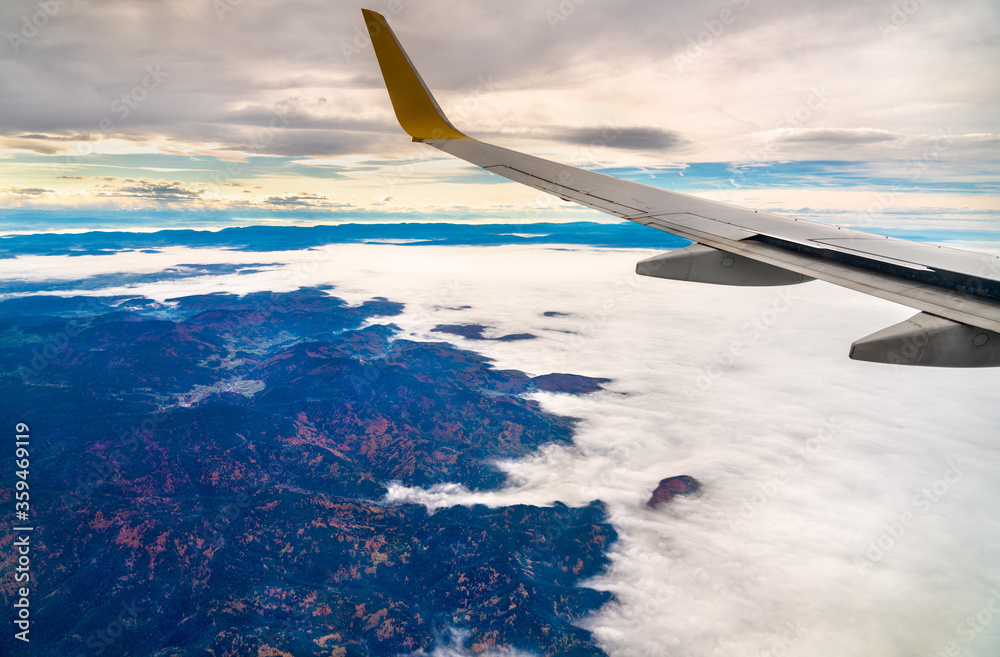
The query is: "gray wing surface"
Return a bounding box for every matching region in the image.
[362,8,1000,367]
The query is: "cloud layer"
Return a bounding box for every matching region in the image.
[5,240,999,656]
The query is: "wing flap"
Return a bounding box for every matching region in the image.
[724,237,1000,331]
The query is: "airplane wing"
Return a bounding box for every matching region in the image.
[360,9,1000,367]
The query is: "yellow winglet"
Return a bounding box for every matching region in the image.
[362,9,468,141]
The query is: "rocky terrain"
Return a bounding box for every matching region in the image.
[0,288,616,656]
[647,476,701,508]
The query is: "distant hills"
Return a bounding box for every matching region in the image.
[0,221,690,259]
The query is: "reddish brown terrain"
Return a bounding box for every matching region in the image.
[1,288,616,656]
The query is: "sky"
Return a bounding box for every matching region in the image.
[3,240,998,656]
[1,0,999,236]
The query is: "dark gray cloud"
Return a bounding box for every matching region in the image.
[259,192,344,207]
[214,127,393,158]
[92,178,206,200]
[1,187,54,197]
[553,126,685,151]
[18,132,92,141]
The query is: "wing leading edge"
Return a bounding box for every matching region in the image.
[361,9,1000,367]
